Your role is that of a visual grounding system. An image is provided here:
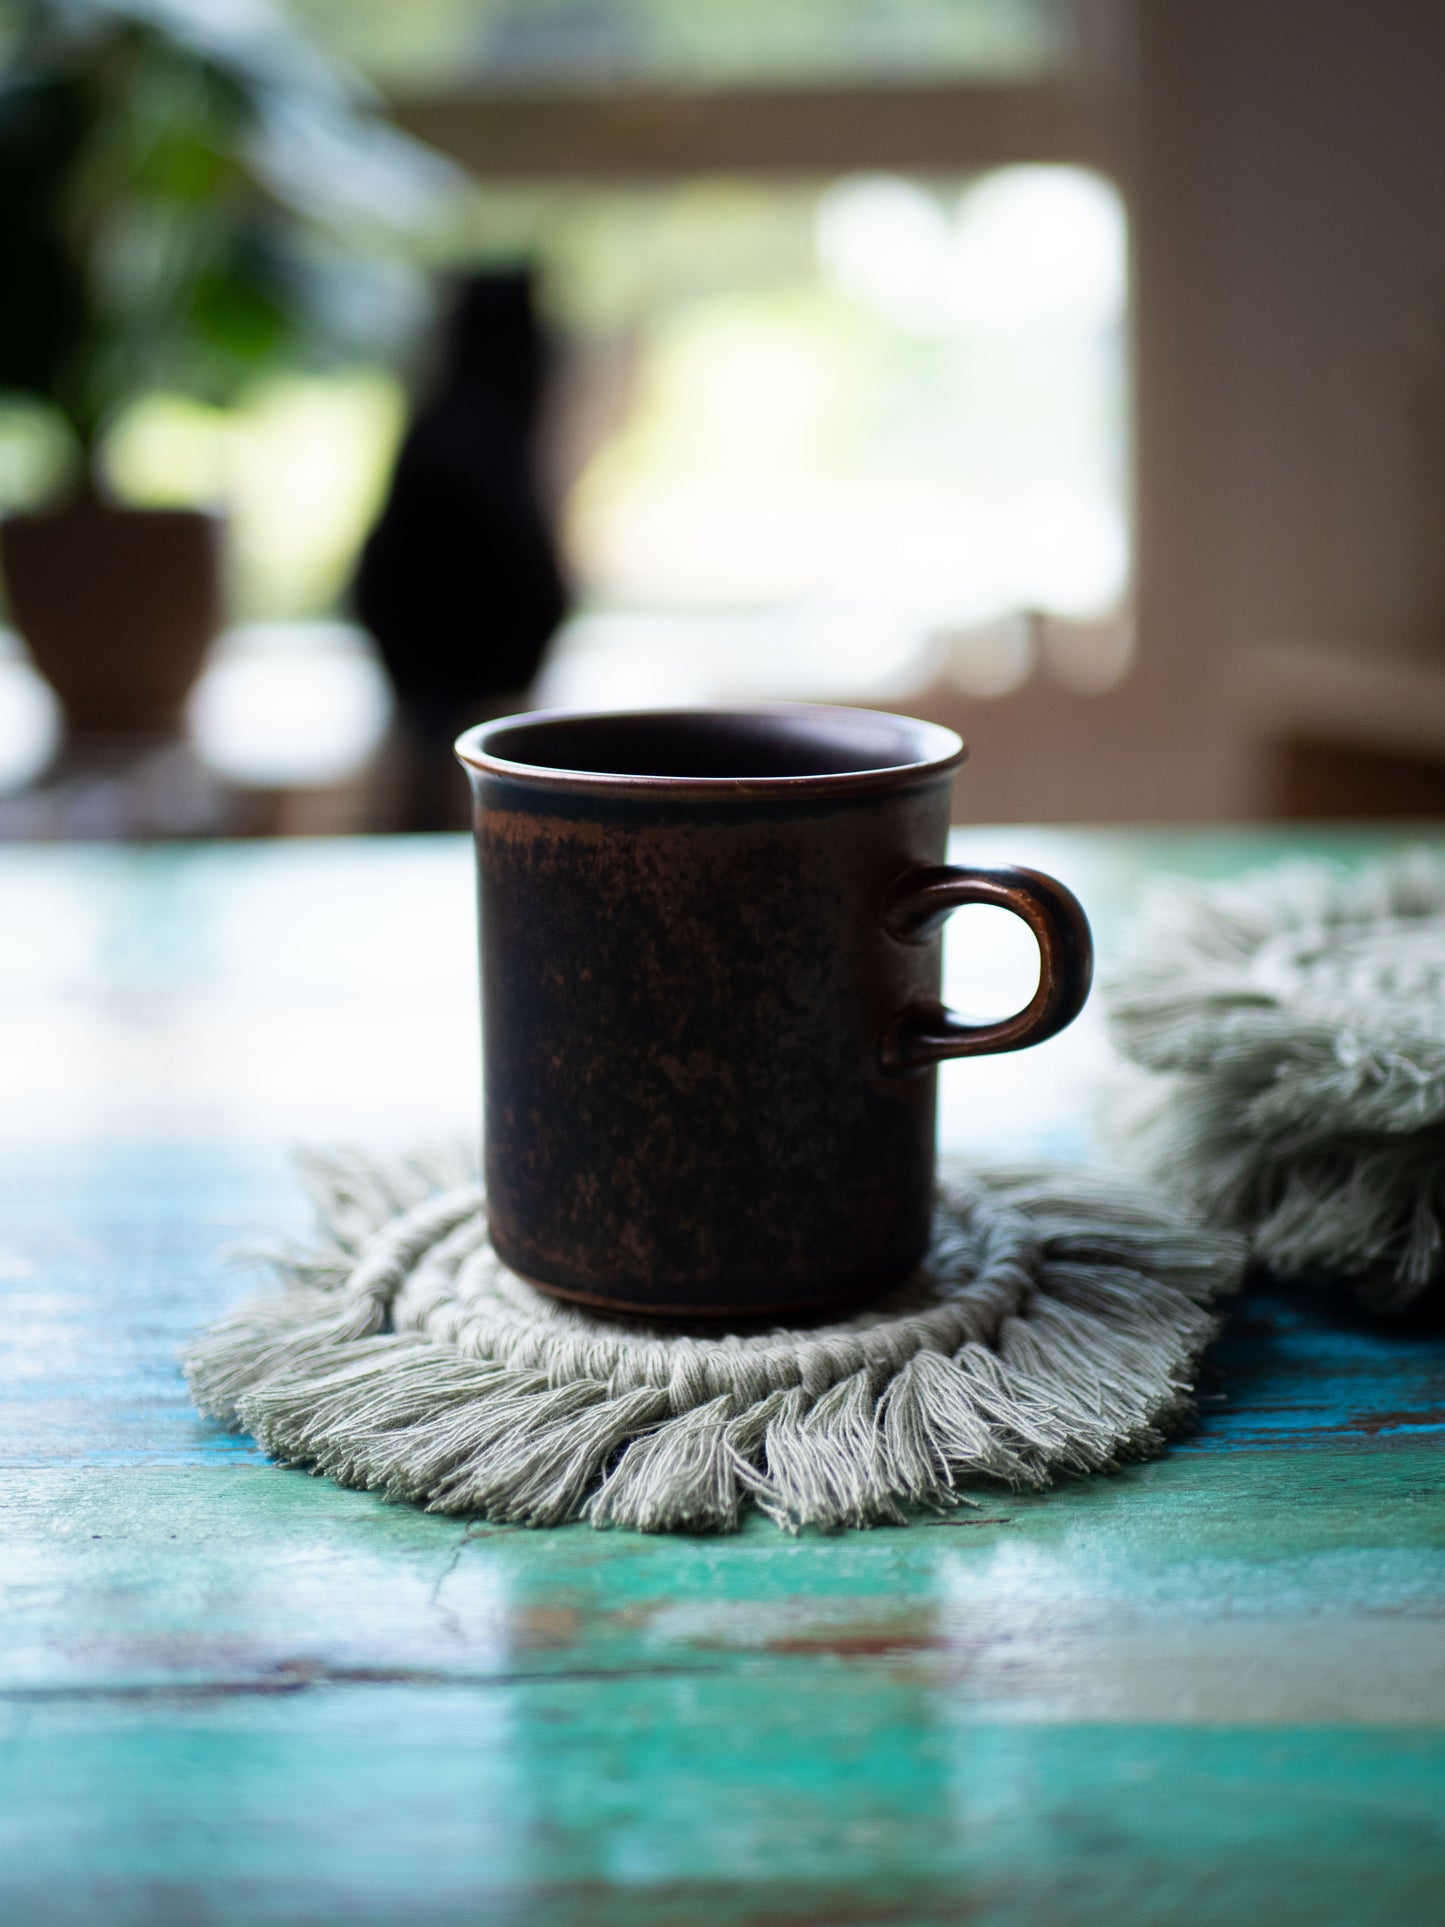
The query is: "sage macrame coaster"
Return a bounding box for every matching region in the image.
[186,1151,1245,1533]
[1106,848,1445,1313]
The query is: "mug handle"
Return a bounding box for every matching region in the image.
[879,863,1093,1074]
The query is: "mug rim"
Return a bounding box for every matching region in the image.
[454,701,967,801]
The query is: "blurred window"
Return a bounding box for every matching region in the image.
[466,167,1128,700]
[0,162,1126,676]
[284,0,1068,91]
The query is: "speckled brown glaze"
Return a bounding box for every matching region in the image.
[456,706,1091,1318]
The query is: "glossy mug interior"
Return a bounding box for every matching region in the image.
[456,704,1092,1319]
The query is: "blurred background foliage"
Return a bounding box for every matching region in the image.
[0,0,446,517]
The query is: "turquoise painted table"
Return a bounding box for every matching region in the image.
[2,828,1443,1926]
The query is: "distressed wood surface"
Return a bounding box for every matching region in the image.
[2,828,1443,1926]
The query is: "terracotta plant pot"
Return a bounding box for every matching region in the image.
[1,501,223,737]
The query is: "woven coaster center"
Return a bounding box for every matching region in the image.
[390,1195,1042,1405]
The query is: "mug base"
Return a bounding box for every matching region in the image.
[507,1264,919,1326]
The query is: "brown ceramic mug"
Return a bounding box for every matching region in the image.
[455,704,1092,1319]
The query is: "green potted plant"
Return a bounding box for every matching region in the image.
[0,0,448,742]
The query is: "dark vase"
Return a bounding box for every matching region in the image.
[353,269,568,829]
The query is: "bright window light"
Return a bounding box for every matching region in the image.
[543,168,1129,636]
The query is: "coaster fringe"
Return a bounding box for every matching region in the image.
[187,1152,1246,1533]
[588,1394,744,1533]
[1105,849,1445,1309]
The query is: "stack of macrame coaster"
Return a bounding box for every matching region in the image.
[1105,849,1445,1314]
[187,1152,1246,1534]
